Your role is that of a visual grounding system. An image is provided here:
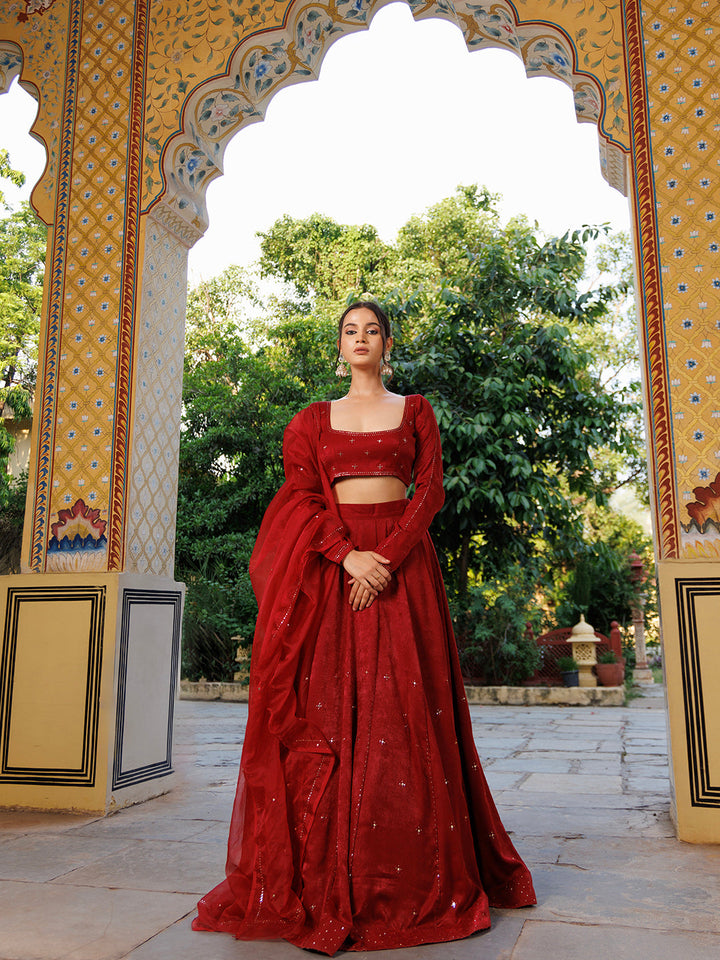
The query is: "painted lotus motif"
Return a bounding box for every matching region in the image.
[47,498,108,572]
[686,472,720,529]
[680,473,720,559]
[49,498,107,551]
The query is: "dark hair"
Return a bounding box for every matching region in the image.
[337,300,392,358]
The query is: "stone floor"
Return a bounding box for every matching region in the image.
[2,685,720,960]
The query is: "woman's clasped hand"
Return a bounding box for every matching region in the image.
[342,549,391,610]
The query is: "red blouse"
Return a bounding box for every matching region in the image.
[318,396,417,487]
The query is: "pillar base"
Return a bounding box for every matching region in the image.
[0,572,184,815]
[633,667,655,685]
[659,560,720,843]
[578,665,598,687]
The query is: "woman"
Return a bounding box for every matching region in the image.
[193,301,535,954]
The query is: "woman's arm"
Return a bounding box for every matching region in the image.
[374,395,445,571]
[284,409,391,608]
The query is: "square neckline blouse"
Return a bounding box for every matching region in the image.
[318,396,417,488]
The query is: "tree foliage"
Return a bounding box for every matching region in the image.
[0,201,47,394]
[377,189,639,598]
[177,268,342,678]
[180,187,649,678]
[0,150,25,210]
[1,160,46,567]
[258,213,394,303]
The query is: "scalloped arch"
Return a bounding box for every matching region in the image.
[0,33,63,227]
[145,0,630,245]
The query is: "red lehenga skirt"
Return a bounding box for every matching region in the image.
[193,501,535,954]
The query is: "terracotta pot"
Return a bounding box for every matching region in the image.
[595,662,625,686]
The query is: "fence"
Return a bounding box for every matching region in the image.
[523,621,624,686]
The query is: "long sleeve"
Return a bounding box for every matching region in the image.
[282,409,355,565]
[375,395,445,571]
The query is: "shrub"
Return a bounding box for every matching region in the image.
[557,655,579,672]
[0,471,27,575]
[598,649,618,664]
[454,567,545,685]
[179,531,258,681]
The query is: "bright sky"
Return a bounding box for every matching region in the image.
[1,1,631,286]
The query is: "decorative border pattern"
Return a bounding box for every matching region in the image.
[0,585,106,786]
[623,0,678,558]
[107,2,150,571]
[124,220,188,577]
[674,577,720,808]
[29,0,83,572]
[112,589,182,790]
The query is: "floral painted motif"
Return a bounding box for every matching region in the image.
[196,89,261,141]
[295,8,342,69]
[47,497,109,571]
[525,36,574,81]
[241,40,293,98]
[574,81,602,122]
[465,3,520,50]
[50,497,107,545]
[639,0,720,555]
[0,1,67,221]
[0,47,22,89]
[338,0,369,19]
[17,0,58,21]
[143,0,295,206]
[686,473,720,531]
[174,145,214,191]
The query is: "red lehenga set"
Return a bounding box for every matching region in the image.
[193,395,535,954]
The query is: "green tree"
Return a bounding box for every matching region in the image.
[0,201,47,394]
[550,504,655,637]
[1,160,46,571]
[179,189,645,677]
[0,150,25,209]
[0,385,31,575]
[376,188,638,600]
[576,229,647,501]
[258,213,395,304]
[177,268,340,678]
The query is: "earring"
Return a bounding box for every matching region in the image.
[381,354,393,377]
[336,356,349,377]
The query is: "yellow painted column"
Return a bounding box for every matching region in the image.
[626,0,720,842]
[0,0,186,814]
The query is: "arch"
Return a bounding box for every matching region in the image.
[0,0,68,230]
[143,0,629,244]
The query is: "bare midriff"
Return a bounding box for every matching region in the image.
[332,476,407,504]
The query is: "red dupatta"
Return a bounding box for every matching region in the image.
[247,403,353,757]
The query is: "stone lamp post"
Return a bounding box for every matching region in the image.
[570,615,600,688]
[629,551,654,685]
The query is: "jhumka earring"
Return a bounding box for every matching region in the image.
[336,355,349,377]
[381,354,393,377]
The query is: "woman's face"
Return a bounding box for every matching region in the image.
[338,308,392,372]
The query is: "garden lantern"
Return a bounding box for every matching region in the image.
[570,615,600,688]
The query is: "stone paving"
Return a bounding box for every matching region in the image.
[2,686,720,960]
